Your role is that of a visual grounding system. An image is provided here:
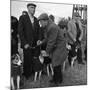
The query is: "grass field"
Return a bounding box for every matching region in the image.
[21,60,87,89]
[18,40,87,89]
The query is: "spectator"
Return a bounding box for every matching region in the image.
[18,3,40,79]
[49,14,55,22]
[11,16,18,56]
[22,11,28,15]
[38,13,68,84]
[67,12,84,65]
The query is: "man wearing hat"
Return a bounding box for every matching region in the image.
[18,3,40,79]
[38,13,68,84]
[67,12,84,65]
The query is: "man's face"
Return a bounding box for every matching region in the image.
[73,15,80,22]
[27,6,36,15]
[39,20,47,28]
[73,15,77,21]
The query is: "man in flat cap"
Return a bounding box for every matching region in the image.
[38,13,68,84]
[67,12,84,65]
[27,3,36,8]
[18,3,40,79]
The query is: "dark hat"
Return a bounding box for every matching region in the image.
[38,13,49,21]
[49,14,55,22]
[22,11,28,15]
[27,3,36,8]
[73,12,81,17]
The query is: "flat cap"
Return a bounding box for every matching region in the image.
[38,13,49,21]
[27,3,36,8]
[73,12,81,17]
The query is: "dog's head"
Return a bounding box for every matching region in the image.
[12,54,22,66]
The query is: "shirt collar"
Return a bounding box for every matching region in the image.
[28,12,34,23]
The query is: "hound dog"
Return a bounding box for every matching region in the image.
[63,43,78,71]
[33,50,54,82]
[11,54,23,90]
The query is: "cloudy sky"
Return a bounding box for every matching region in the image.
[11,0,73,23]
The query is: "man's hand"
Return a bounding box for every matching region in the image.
[66,43,71,50]
[73,38,76,42]
[79,37,82,41]
[24,44,29,49]
[45,52,49,56]
[37,40,42,46]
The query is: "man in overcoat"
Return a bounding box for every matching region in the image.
[67,12,84,65]
[38,13,68,84]
[18,3,40,79]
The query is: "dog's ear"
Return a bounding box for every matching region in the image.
[16,54,23,63]
[16,54,19,58]
[16,54,20,60]
[11,54,16,60]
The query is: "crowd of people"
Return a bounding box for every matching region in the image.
[11,3,87,89]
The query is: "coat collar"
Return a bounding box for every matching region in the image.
[26,13,37,23]
[45,20,53,32]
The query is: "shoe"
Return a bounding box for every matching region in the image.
[49,79,55,83]
[78,62,85,65]
[49,79,62,85]
[49,79,58,84]
[58,79,63,84]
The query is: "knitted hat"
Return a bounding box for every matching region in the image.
[38,13,49,21]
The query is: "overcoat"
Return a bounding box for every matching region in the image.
[44,21,68,67]
[18,14,40,76]
[18,14,40,48]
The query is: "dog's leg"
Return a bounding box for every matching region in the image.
[63,61,66,72]
[47,65,50,76]
[39,71,42,80]
[34,72,38,82]
[63,56,68,72]
[50,64,54,76]
[11,77,15,90]
[63,58,67,72]
[17,76,20,89]
[71,56,77,68]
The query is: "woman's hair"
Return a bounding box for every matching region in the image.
[11,16,19,55]
[11,16,18,30]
